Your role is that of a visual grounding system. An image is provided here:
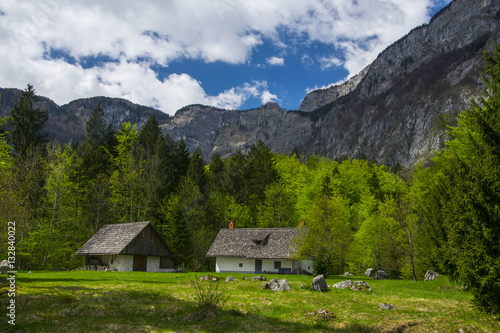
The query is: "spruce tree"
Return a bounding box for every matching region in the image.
[427,46,500,314]
[79,103,115,179]
[9,84,48,157]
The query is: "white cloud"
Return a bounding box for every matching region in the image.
[266,56,285,66]
[0,0,447,113]
[318,56,343,70]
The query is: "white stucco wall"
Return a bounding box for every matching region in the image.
[215,257,311,274]
[98,255,134,271]
[215,257,256,273]
[98,255,175,272]
[261,259,292,273]
[298,260,314,274]
[147,256,176,273]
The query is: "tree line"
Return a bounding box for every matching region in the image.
[1,47,499,314]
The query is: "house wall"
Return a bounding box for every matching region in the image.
[96,255,134,271]
[92,255,175,272]
[261,259,292,273]
[215,257,256,273]
[215,257,306,274]
[146,256,176,273]
[298,260,314,274]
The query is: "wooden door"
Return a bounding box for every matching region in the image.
[133,255,147,271]
[255,260,262,274]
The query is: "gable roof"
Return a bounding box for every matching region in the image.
[205,228,308,260]
[75,222,177,262]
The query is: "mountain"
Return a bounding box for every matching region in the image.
[163,0,500,167]
[0,89,169,144]
[1,0,499,168]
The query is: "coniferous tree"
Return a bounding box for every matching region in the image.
[425,46,500,314]
[79,103,115,179]
[187,147,208,195]
[9,84,48,157]
[246,139,279,209]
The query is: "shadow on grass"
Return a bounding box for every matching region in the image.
[8,281,380,333]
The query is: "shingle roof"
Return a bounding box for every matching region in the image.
[205,228,308,259]
[75,222,150,255]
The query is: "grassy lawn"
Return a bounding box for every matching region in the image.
[1,271,499,332]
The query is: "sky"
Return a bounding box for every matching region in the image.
[0,0,452,115]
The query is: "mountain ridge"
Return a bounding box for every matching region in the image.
[1,0,499,168]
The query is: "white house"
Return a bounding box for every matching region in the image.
[205,223,313,275]
[75,222,179,272]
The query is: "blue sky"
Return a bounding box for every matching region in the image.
[0,0,452,115]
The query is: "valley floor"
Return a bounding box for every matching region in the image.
[2,271,499,332]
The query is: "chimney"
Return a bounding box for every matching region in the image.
[300,221,305,227]
[229,221,234,229]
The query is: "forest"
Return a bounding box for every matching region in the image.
[0,47,499,314]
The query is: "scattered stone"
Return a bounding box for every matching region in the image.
[225,276,236,282]
[199,275,220,282]
[0,260,9,274]
[251,275,267,281]
[424,270,439,281]
[312,275,328,292]
[262,278,291,291]
[343,271,354,276]
[373,270,389,280]
[379,303,395,310]
[300,283,306,289]
[330,280,354,289]
[330,280,373,292]
[365,268,375,277]
[306,309,336,321]
[242,277,247,281]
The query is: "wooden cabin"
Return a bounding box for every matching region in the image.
[75,222,179,272]
[205,224,313,275]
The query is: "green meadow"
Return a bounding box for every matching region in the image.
[2,271,499,332]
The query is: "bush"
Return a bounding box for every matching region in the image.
[191,276,230,309]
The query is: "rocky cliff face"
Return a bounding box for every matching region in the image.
[0,89,169,144]
[165,0,500,167]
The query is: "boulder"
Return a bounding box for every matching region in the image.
[365,268,375,277]
[373,270,389,280]
[379,303,395,310]
[331,280,354,289]
[1,260,9,274]
[330,280,373,292]
[225,276,236,282]
[262,278,291,291]
[343,271,354,276]
[312,275,328,292]
[424,270,439,281]
[251,275,267,281]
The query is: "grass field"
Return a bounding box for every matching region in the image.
[1,271,499,332]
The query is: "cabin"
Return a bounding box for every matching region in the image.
[205,223,313,275]
[75,222,179,272]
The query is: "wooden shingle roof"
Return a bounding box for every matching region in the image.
[205,228,308,260]
[75,222,177,261]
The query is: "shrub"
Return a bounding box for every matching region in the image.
[191,276,230,309]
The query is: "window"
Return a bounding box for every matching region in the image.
[274,261,281,269]
[160,256,174,269]
[239,263,243,267]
